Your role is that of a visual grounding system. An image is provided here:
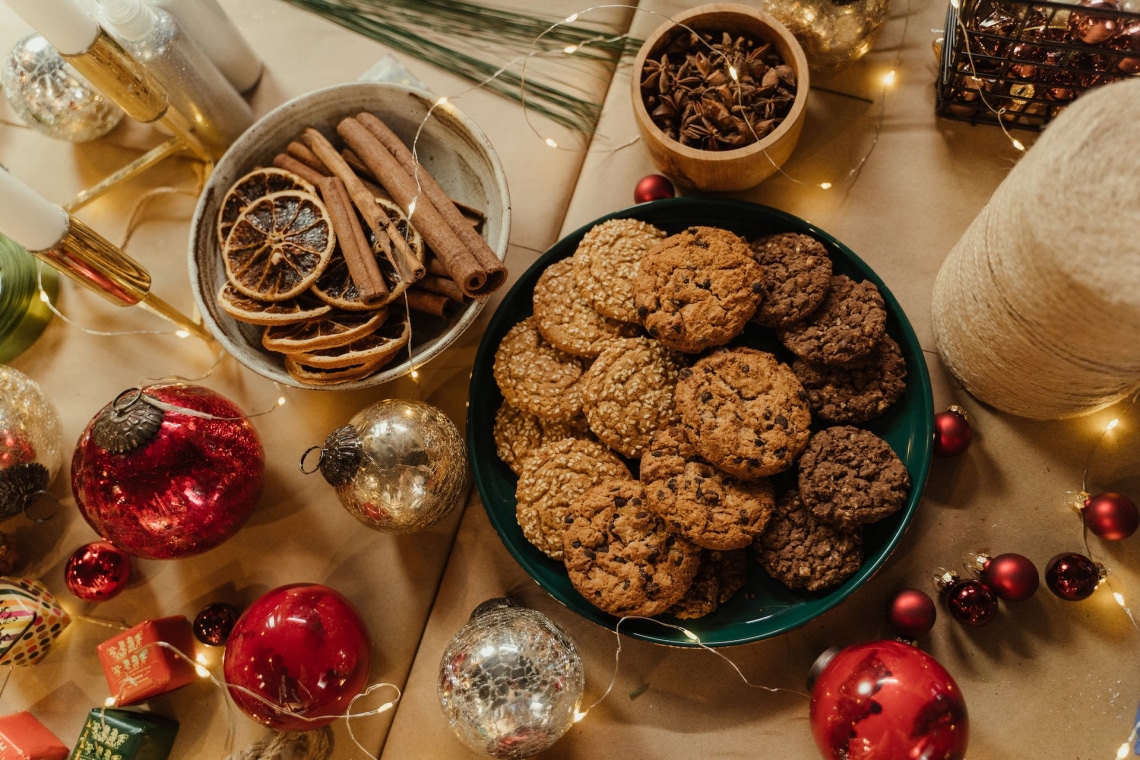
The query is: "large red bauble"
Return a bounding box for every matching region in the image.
[886,588,937,639]
[71,385,264,559]
[980,552,1039,602]
[223,584,371,731]
[64,540,131,601]
[933,407,972,457]
[1082,492,1139,541]
[810,640,969,760]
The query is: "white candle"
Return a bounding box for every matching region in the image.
[0,170,69,253]
[4,0,99,56]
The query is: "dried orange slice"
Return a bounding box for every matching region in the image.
[283,355,389,386]
[216,282,332,326]
[217,167,315,246]
[285,310,410,369]
[223,190,336,302]
[261,306,388,353]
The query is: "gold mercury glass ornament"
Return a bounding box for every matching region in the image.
[758,0,891,71]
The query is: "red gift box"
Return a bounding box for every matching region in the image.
[96,616,197,706]
[0,712,68,760]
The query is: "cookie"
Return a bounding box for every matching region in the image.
[778,274,887,366]
[674,347,812,479]
[748,232,833,328]
[641,426,776,550]
[573,218,667,323]
[492,401,591,475]
[754,490,863,592]
[581,337,687,458]
[666,549,748,620]
[793,334,908,424]
[493,316,588,421]
[563,478,701,617]
[797,425,911,529]
[515,438,631,560]
[533,258,642,357]
[633,226,764,353]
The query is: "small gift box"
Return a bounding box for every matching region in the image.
[96,617,196,706]
[0,712,68,760]
[69,709,177,760]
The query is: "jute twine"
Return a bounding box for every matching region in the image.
[931,77,1140,419]
[224,728,333,760]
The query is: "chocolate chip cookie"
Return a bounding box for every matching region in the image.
[633,226,763,354]
[581,337,687,458]
[674,347,812,479]
[778,274,887,365]
[515,438,631,560]
[797,425,911,529]
[573,218,667,323]
[793,334,908,424]
[533,258,642,357]
[641,426,776,550]
[563,478,700,617]
[493,401,591,475]
[666,549,748,620]
[493,316,588,421]
[749,232,833,328]
[754,490,863,592]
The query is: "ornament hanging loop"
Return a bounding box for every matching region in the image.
[22,489,60,523]
[299,445,325,475]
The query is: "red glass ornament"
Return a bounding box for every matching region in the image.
[980,552,1039,602]
[1082,492,1139,541]
[944,578,998,626]
[886,588,937,639]
[633,174,675,204]
[810,639,969,760]
[194,602,240,647]
[933,406,972,457]
[223,583,371,731]
[71,385,265,559]
[1044,552,1102,601]
[1071,0,1120,44]
[63,541,131,601]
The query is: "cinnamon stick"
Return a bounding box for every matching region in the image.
[272,153,326,186]
[425,256,451,278]
[405,288,454,318]
[417,273,466,303]
[337,116,490,298]
[316,176,388,302]
[355,111,506,294]
[286,141,329,175]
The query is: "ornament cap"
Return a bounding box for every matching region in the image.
[946,404,970,421]
[806,647,840,692]
[471,597,519,619]
[315,424,362,487]
[0,462,49,519]
[933,568,960,591]
[91,388,164,454]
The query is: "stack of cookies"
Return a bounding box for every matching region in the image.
[492,219,910,621]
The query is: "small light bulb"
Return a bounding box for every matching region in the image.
[277,396,286,407]
[195,664,211,678]
[573,709,588,723]
[1012,138,1026,151]
[1114,591,1126,607]
[545,137,559,149]
[196,653,209,665]
[1107,418,1120,432]
[175,329,190,339]
[564,44,579,54]
[435,96,448,106]
[408,198,417,216]
[1116,741,1130,760]
[728,65,739,81]
[104,697,116,707]
[950,0,960,8]
[819,182,833,190]
[883,70,897,86]
[39,291,50,303]
[564,12,579,23]
[410,370,419,381]
[682,628,699,642]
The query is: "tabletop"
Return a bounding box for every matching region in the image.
[1,1,1137,759]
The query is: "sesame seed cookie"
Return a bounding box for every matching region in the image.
[748,232,833,328]
[796,425,911,530]
[572,218,667,323]
[666,549,748,620]
[792,334,908,424]
[633,226,764,354]
[493,316,588,421]
[674,347,812,480]
[754,489,863,593]
[778,274,887,366]
[533,258,642,357]
[562,478,701,617]
[492,401,591,475]
[581,337,687,459]
[515,438,631,560]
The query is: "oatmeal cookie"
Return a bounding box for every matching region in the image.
[778,274,887,365]
[666,549,748,620]
[749,232,833,328]
[493,316,587,421]
[572,218,667,323]
[563,478,700,617]
[674,347,812,479]
[492,401,590,475]
[581,337,687,458]
[633,226,763,354]
[515,438,631,560]
[533,258,642,357]
[754,490,863,592]
[797,425,910,530]
[793,334,908,424]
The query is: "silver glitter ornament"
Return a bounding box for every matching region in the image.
[758,0,890,71]
[438,599,585,759]
[0,366,63,519]
[311,398,468,534]
[1,34,123,142]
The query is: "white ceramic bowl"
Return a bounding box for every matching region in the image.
[188,81,511,390]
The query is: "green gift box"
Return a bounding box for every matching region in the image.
[69,709,177,760]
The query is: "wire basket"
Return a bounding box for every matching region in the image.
[936,0,1140,130]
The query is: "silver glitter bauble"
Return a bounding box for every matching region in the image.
[438,599,585,759]
[1,34,123,142]
[317,399,468,534]
[0,366,63,519]
[758,0,890,71]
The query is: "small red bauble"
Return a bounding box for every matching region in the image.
[1044,552,1102,601]
[1082,492,1139,541]
[633,174,675,204]
[933,406,972,457]
[810,640,969,760]
[194,602,240,647]
[980,552,1039,602]
[64,541,131,601]
[944,578,998,626]
[886,588,937,639]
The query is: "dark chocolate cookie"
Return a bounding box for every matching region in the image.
[754,490,863,592]
[778,274,887,366]
[797,425,911,529]
[749,232,833,328]
[666,549,748,620]
[793,334,908,424]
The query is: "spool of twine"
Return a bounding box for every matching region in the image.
[225,728,333,760]
[931,78,1140,419]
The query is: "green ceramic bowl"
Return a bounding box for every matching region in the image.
[468,198,933,647]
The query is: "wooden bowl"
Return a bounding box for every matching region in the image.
[631,3,810,192]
